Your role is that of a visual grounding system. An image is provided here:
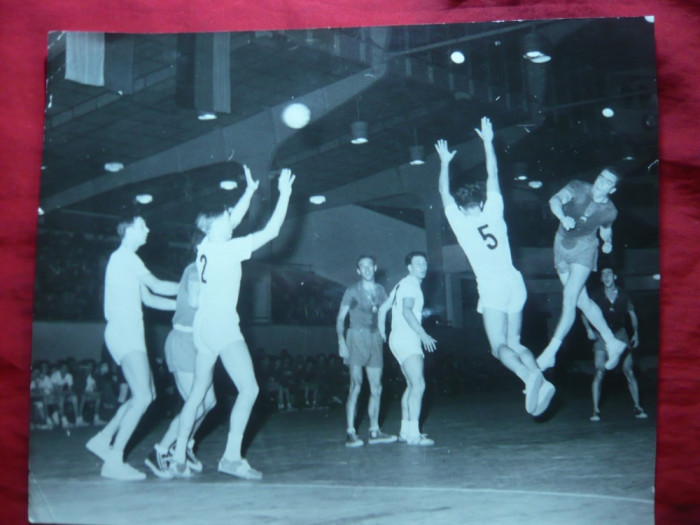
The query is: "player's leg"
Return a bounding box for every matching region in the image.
[100,351,155,480]
[622,350,647,418]
[170,350,216,476]
[86,397,129,461]
[538,264,588,370]
[591,344,606,421]
[400,354,432,445]
[217,340,262,480]
[576,287,627,370]
[345,364,363,444]
[365,366,395,444]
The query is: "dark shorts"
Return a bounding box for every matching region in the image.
[346,327,384,368]
[164,328,196,373]
[554,231,599,274]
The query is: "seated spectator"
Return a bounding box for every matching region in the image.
[78,360,107,426]
[30,366,53,430]
[49,361,87,428]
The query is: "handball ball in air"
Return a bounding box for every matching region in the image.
[282,103,311,129]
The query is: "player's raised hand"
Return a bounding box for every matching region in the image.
[243,165,260,192]
[434,139,457,163]
[474,116,494,142]
[278,168,296,195]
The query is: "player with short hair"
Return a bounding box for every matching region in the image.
[169,166,295,480]
[434,117,554,417]
[86,212,178,481]
[378,251,437,445]
[582,266,648,421]
[337,255,396,447]
[536,169,628,372]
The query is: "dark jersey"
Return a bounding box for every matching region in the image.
[589,286,631,332]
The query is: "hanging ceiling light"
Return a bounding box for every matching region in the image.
[522,31,551,63]
[350,98,368,144]
[351,120,368,145]
[409,145,425,166]
[409,128,425,165]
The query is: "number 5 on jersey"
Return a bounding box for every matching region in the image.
[477,224,498,250]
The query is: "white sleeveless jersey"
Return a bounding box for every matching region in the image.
[444,191,516,281]
[195,234,254,327]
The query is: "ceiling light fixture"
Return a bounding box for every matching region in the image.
[602,107,615,118]
[219,180,238,190]
[522,30,551,63]
[409,145,425,166]
[135,194,153,204]
[528,180,543,189]
[351,120,368,145]
[309,195,326,205]
[104,162,124,173]
[515,175,528,181]
[450,50,465,64]
[409,129,425,166]
[198,112,217,121]
[350,98,368,145]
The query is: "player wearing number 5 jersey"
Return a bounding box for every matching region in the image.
[435,117,554,417]
[169,165,295,481]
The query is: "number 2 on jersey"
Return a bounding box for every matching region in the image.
[199,254,208,283]
[477,224,498,249]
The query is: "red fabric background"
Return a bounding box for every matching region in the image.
[1,1,697,523]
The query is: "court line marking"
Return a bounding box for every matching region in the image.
[39,478,654,505]
[258,483,655,505]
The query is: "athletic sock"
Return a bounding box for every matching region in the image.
[544,338,562,355]
[400,420,409,437]
[407,420,420,438]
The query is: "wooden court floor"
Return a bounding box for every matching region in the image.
[28,381,656,525]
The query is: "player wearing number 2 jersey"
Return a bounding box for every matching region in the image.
[435,117,554,417]
[169,165,295,481]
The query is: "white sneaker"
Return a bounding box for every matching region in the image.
[218,458,262,480]
[524,371,544,414]
[101,460,146,481]
[536,348,556,371]
[604,338,627,370]
[406,434,434,446]
[532,381,556,417]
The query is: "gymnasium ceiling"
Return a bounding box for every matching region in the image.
[38,18,659,247]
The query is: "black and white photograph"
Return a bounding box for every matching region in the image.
[29,18,659,524]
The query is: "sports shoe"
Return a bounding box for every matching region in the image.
[590,410,601,422]
[168,461,192,479]
[524,370,544,414]
[217,457,262,480]
[634,407,648,419]
[397,434,407,443]
[604,338,627,370]
[368,429,398,445]
[101,460,146,481]
[86,433,112,461]
[406,433,434,446]
[145,445,173,479]
[345,431,364,448]
[532,381,556,417]
[75,416,89,427]
[536,348,557,372]
[169,440,202,473]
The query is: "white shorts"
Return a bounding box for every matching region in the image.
[104,321,147,365]
[476,270,527,314]
[389,330,423,365]
[193,312,245,358]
